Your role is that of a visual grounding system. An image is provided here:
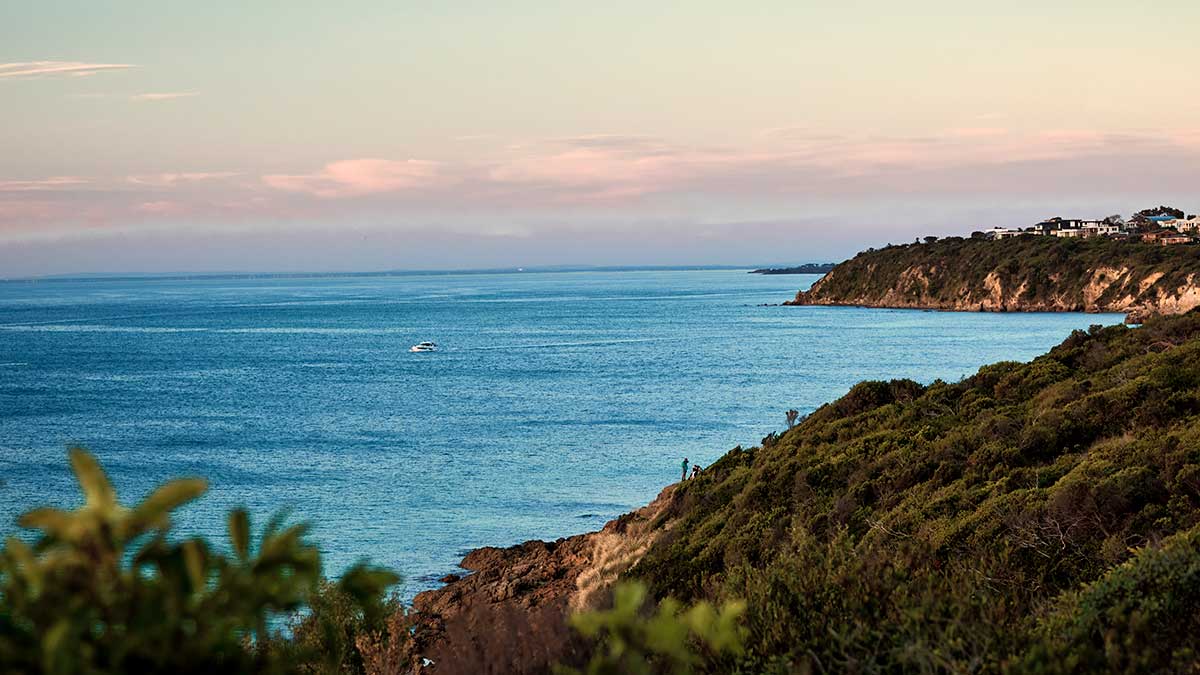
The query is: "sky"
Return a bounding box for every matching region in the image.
[2,1,1199,276]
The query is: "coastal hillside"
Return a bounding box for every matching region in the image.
[786,236,1200,321]
[413,310,1200,673]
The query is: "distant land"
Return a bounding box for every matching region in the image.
[749,263,838,275]
[786,236,1200,322]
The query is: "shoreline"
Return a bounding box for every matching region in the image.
[403,485,681,667]
[782,297,1141,321]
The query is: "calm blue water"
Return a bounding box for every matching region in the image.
[0,270,1123,593]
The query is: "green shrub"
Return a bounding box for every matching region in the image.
[557,582,745,675]
[0,448,399,675]
[1019,525,1200,674]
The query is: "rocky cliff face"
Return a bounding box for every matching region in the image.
[785,237,1200,322]
[402,486,679,673]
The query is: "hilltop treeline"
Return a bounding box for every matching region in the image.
[788,236,1200,319]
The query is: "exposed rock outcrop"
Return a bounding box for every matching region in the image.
[403,485,679,673]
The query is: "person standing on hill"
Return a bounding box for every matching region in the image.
[681,457,689,481]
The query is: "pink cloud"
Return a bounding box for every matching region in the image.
[5,126,1200,245]
[481,127,1200,202]
[485,137,769,202]
[262,159,446,198]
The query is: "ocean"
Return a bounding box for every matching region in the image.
[0,270,1125,594]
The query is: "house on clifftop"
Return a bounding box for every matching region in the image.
[982,226,1024,240]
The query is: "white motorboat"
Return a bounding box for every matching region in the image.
[410,341,438,353]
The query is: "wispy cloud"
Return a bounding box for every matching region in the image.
[945,127,1009,139]
[0,177,88,192]
[131,91,199,101]
[0,200,57,221]
[0,61,135,79]
[263,159,447,198]
[551,134,666,150]
[134,200,187,215]
[127,172,240,187]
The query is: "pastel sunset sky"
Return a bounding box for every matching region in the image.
[3,1,1199,275]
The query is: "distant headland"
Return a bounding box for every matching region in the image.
[787,209,1200,323]
[749,263,837,275]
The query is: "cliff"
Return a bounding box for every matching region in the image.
[785,235,1200,321]
[405,309,1200,673]
[403,486,681,673]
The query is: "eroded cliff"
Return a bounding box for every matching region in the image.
[786,236,1200,322]
[403,485,679,673]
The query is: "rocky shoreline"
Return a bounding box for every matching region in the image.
[784,287,1186,324]
[402,486,679,672]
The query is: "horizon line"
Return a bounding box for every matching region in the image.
[1,262,838,284]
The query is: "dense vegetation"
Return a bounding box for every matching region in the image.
[789,236,1200,314]
[628,309,1200,672]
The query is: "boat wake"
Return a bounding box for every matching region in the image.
[471,337,677,350]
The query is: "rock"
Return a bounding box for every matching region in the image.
[401,485,681,673]
[1125,307,1157,325]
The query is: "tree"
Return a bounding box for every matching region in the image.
[1131,205,1185,224]
[923,236,938,244]
[785,409,799,428]
[0,448,400,675]
[1102,214,1124,226]
[970,231,986,239]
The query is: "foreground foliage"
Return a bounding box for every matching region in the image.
[628,310,1200,672]
[558,582,745,675]
[0,449,399,675]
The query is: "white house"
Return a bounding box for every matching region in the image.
[1054,228,1084,238]
[984,227,1024,239]
[1080,223,1122,238]
[1168,216,1200,234]
[1161,234,1194,246]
